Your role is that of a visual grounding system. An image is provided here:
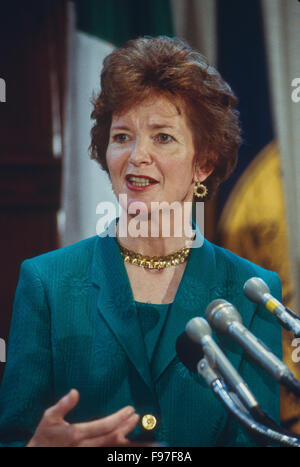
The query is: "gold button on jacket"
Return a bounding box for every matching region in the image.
[142,414,157,431]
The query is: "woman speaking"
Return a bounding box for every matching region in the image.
[0,36,282,447]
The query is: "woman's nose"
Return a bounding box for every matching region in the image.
[129,138,152,165]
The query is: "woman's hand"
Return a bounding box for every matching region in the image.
[26,389,140,447]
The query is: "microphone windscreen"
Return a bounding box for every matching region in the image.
[243,277,270,303]
[205,299,228,322]
[176,331,204,372]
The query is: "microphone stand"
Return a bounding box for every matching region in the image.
[197,357,300,447]
[285,306,300,322]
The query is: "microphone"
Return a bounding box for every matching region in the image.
[176,331,204,372]
[181,317,259,412]
[176,331,232,395]
[176,329,259,416]
[176,326,300,447]
[205,299,300,396]
[243,277,300,337]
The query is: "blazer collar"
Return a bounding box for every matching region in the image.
[91,220,217,387]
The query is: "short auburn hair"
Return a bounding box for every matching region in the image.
[90,36,242,199]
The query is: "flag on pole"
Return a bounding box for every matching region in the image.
[61,0,173,246]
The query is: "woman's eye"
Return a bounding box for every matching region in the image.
[154,133,175,144]
[112,133,130,143]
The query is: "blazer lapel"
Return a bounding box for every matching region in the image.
[91,228,154,393]
[151,227,217,382]
[90,220,256,388]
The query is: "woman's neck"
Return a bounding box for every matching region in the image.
[116,211,195,256]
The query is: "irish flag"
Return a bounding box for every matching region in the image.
[61,0,173,246]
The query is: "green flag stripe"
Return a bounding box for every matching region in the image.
[74,0,174,46]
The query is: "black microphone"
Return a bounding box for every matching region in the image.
[243,277,300,337]
[176,330,204,372]
[176,331,227,391]
[205,299,300,396]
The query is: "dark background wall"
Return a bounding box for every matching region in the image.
[0,0,67,381]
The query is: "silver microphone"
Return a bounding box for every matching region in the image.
[205,299,292,383]
[243,277,300,337]
[185,317,258,411]
[178,319,300,447]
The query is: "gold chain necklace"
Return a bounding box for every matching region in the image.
[116,239,191,270]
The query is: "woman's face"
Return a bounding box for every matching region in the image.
[106,94,209,215]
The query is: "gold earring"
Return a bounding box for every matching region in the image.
[193,182,208,199]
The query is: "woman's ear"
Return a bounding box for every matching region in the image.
[193,161,214,183]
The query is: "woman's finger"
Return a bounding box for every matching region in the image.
[44,389,80,422]
[113,412,140,437]
[73,405,137,439]
[77,413,140,446]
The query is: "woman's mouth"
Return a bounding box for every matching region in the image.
[125,175,159,191]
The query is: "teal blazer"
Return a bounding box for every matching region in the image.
[0,225,282,446]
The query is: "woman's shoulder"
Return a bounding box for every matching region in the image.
[204,238,282,297]
[21,235,99,279]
